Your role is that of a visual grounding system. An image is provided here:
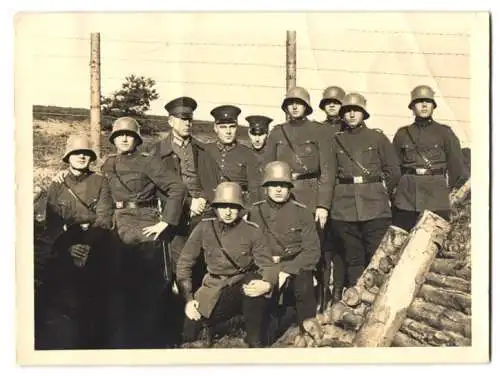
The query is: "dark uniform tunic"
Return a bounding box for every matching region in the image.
[249,146,268,200]
[322,116,344,134]
[176,216,274,346]
[249,198,320,323]
[100,149,185,349]
[392,117,469,230]
[330,123,401,287]
[101,149,185,245]
[148,133,219,262]
[264,118,335,212]
[36,170,113,350]
[204,141,261,205]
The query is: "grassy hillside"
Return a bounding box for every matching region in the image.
[33,105,250,191]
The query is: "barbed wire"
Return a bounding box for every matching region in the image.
[346,28,470,37]
[40,36,469,55]
[32,53,471,81]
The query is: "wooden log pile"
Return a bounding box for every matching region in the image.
[329,226,410,335]
[392,185,472,347]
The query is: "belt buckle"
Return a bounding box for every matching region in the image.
[416,168,427,175]
[353,176,364,184]
[272,256,281,264]
[291,172,299,181]
[115,201,124,209]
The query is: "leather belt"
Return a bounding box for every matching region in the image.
[114,198,157,209]
[337,176,383,184]
[271,253,298,264]
[402,167,446,176]
[208,272,242,279]
[291,172,319,181]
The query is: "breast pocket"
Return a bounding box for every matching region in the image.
[296,140,319,170]
[424,144,445,164]
[401,144,418,164]
[284,227,302,249]
[362,145,380,168]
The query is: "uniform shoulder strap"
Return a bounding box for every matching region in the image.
[243,218,259,228]
[291,199,307,208]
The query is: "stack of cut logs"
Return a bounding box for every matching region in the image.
[329,226,410,333]
[392,184,471,347]
[274,178,471,348]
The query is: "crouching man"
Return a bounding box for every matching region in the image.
[176,182,276,348]
[249,161,323,345]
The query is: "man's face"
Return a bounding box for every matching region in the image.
[215,205,240,224]
[266,183,291,203]
[114,132,137,153]
[343,108,364,128]
[170,116,192,138]
[248,131,268,150]
[412,100,435,118]
[286,100,306,119]
[68,152,92,170]
[323,100,342,117]
[214,123,238,144]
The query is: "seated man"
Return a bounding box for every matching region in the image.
[35,134,113,350]
[176,182,276,348]
[248,161,323,345]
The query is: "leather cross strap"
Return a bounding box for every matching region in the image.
[334,135,370,176]
[257,204,288,254]
[279,125,309,172]
[209,220,251,274]
[112,157,135,194]
[62,178,96,213]
[404,127,433,169]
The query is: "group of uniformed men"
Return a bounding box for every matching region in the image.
[34,84,469,350]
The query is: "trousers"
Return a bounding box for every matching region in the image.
[331,218,392,287]
[183,272,268,347]
[392,207,450,232]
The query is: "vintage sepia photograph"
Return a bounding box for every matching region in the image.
[15,11,490,365]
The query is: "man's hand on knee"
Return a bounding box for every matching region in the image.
[243,279,271,297]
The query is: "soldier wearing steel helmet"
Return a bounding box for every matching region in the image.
[392,85,469,231]
[263,86,335,313]
[35,134,113,349]
[100,116,186,349]
[317,85,347,311]
[246,115,273,200]
[204,105,261,207]
[330,93,401,288]
[248,161,323,346]
[176,182,275,348]
[319,86,346,132]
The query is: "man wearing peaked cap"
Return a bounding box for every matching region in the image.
[176,182,276,348]
[148,97,220,345]
[319,86,346,133]
[329,93,401,292]
[264,86,335,314]
[247,115,273,200]
[164,96,198,120]
[204,105,260,206]
[36,134,113,350]
[392,85,469,231]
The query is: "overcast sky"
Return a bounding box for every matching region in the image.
[16,12,481,147]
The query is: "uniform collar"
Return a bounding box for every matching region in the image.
[172,132,191,148]
[414,116,434,127]
[217,215,243,231]
[67,169,91,183]
[288,117,308,126]
[326,115,341,124]
[216,140,237,152]
[266,196,289,210]
[342,121,366,134]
